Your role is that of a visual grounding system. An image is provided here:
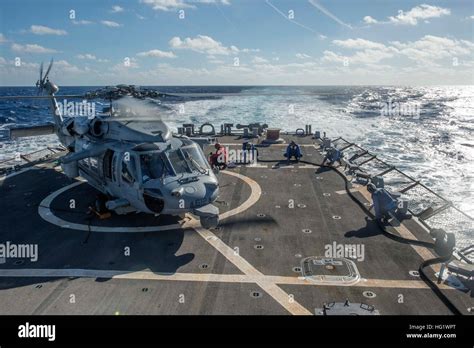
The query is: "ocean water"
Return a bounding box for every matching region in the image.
[0,85,473,230]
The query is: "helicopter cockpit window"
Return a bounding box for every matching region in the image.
[140,153,171,182]
[121,154,137,184]
[167,149,192,174]
[181,144,210,173]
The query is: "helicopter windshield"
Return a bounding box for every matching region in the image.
[140,153,172,181]
[181,144,210,173]
[166,144,210,175]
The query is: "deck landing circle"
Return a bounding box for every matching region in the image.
[38,170,260,233]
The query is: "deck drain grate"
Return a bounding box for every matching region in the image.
[316,176,323,180]
[409,270,420,277]
[142,288,149,292]
[363,291,376,298]
[257,213,266,218]
[297,204,306,208]
[292,266,302,273]
[35,284,43,289]
[254,245,264,250]
[323,193,331,197]
[199,263,209,270]
[302,229,312,234]
[254,237,261,242]
[332,215,341,220]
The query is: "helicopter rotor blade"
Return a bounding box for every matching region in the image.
[42,58,54,83]
[39,62,44,83]
[0,95,88,100]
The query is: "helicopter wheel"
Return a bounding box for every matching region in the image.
[200,215,219,229]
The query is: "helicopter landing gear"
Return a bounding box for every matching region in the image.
[89,193,112,219]
[200,215,219,229]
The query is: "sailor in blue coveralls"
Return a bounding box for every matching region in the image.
[284,141,302,163]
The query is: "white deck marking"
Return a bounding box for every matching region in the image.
[38,180,183,232]
[184,170,312,315]
[0,269,450,290]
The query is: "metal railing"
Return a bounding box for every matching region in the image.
[331,137,474,258]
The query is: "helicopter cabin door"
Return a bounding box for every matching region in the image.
[118,151,140,200]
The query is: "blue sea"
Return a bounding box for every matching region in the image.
[0,85,473,240]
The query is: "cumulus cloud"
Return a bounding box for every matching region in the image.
[363,16,378,24]
[169,35,239,55]
[389,4,450,25]
[30,25,67,35]
[136,49,176,58]
[140,0,230,12]
[11,43,57,53]
[111,5,124,13]
[362,4,450,26]
[72,20,93,25]
[77,54,108,62]
[252,56,268,64]
[101,20,121,28]
[295,53,311,59]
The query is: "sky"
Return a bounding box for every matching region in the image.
[0,0,473,86]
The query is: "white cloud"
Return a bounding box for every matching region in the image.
[76,54,109,62]
[388,4,450,25]
[363,16,378,24]
[140,0,230,11]
[324,35,474,67]
[54,60,82,74]
[101,20,121,28]
[252,56,268,64]
[333,38,388,50]
[0,33,7,43]
[169,35,239,55]
[295,53,311,59]
[137,49,176,58]
[77,54,96,60]
[111,5,124,13]
[30,25,67,36]
[319,34,327,40]
[110,58,139,72]
[11,43,57,54]
[72,20,93,25]
[391,35,473,62]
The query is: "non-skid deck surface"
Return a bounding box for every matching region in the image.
[0,134,471,314]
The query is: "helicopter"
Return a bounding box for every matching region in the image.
[5,60,221,229]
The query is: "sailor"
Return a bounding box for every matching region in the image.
[284,141,302,163]
[242,141,258,164]
[322,147,342,166]
[367,183,398,221]
[209,143,228,169]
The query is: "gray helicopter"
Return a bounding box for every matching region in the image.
[9,60,220,229]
